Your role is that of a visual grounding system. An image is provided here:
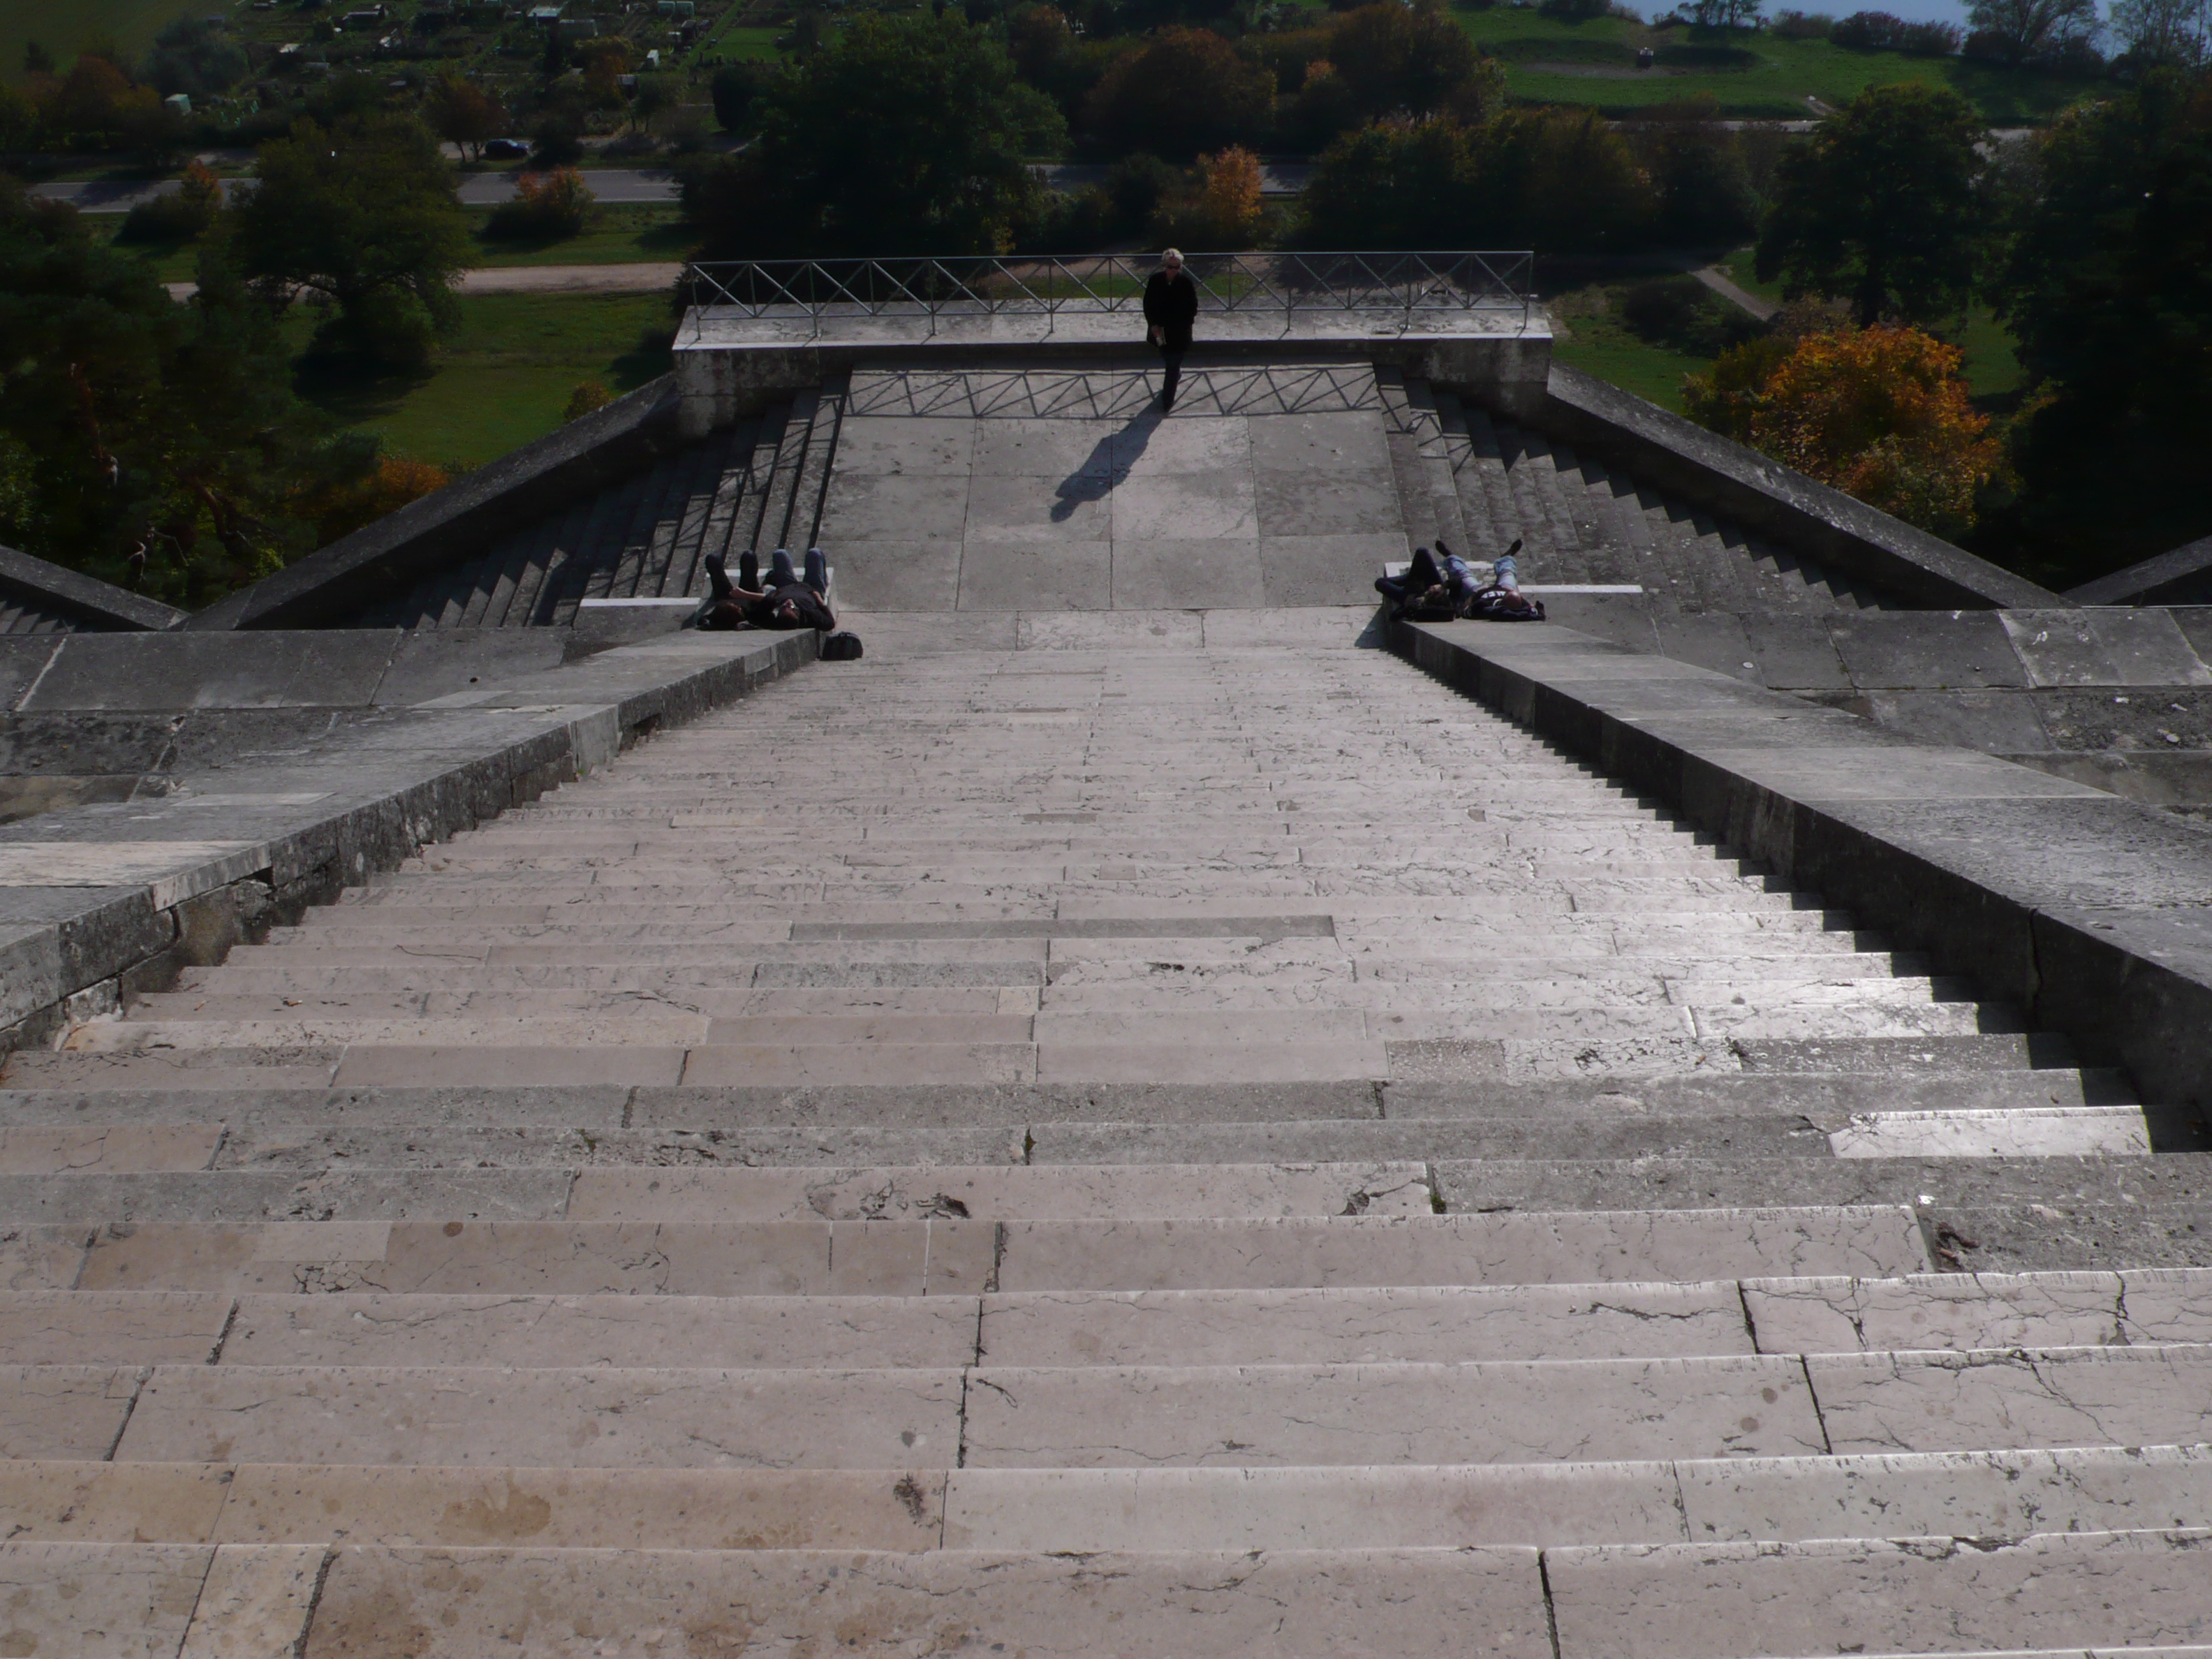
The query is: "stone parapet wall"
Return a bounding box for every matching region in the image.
[0,630,813,1053]
[1394,616,2212,1131]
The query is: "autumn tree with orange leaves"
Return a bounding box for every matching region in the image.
[1685,325,2006,540]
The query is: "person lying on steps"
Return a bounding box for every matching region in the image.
[1375,538,1544,623]
[700,547,836,632]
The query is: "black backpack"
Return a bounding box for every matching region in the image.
[820,631,864,661]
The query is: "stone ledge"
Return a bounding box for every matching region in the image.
[1392,618,2212,1127]
[1504,364,2062,612]
[183,378,686,633]
[2072,534,2212,608]
[0,630,815,1050]
[0,545,185,634]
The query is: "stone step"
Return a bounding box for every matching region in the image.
[45,1271,2145,1370]
[0,1067,2126,1134]
[33,1343,2212,1471]
[10,1445,2212,1553]
[74,1207,1928,1295]
[1547,1529,2212,1659]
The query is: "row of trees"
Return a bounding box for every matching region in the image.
[0,115,476,603]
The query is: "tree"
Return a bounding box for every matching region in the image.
[1196,145,1265,242]
[22,42,53,76]
[1965,0,2100,61]
[1686,326,2005,539]
[1685,0,1765,26]
[144,16,248,100]
[1756,82,1986,325]
[1989,70,2212,579]
[486,167,596,240]
[686,13,1066,256]
[1325,1,1482,120]
[1637,97,1761,244]
[230,115,472,367]
[629,73,680,133]
[1084,27,1273,159]
[1484,107,1656,252]
[2110,0,2211,66]
[1301,117,1480,246]
[0,181,381,603]
[427,75,504,160]
[711,61,778,132]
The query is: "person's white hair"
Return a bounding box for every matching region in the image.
[1162,248,1183,263]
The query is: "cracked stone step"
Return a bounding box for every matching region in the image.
[1544,1529,2212,1659]
[73,1207,1927,1295]
[297,1543,1552,1658]
[13,1445,2212,1553]
[1741,1268,2212,1352]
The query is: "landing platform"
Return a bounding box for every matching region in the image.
[673,304,1553,432]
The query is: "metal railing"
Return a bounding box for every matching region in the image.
[681,252,1535,338]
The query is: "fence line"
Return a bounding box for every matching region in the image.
[682,252,1536,338]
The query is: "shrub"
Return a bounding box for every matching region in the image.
[485,166,595,241]
[1834,12,1960,52]
[1770,9,1834,37]
[530,111,585,164]
[299,454,452,546]
[117,160,223,243]
[1540,0,1611,18]
[563,381,614,421]
[1619,274,1767,353]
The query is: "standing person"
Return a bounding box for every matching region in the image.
[1143,248,1197,413]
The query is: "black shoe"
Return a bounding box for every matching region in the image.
[704,550,730,602]
[738,550,759,591]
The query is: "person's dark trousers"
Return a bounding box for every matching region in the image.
[1373,545,1445,603]
[769,548,829,595]
[1160,349,1185,410]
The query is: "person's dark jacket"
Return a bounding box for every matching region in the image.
[1143,268,1198,352]
[742,581,835,631]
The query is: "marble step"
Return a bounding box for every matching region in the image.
[70,1206,1930,1295]
[19,1345,2212,1472]
[75,1003,2007,1052]
[0,1350,2069,1470]
[183,1104,2144,1173]
[0,1067,2128,1133]
[8,1445,2212,1553]
[1547,1529,2212,1659]
[0,1160,1439,1225]
[17,1267,2211,1370]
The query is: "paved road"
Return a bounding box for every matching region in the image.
[34,167,684,214]
[163,260,684,302]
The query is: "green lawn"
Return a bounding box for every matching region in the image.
[0,0,181,84]
[1453,6,2100,121]
[691,24,783,63]
[1545,283,1720,413]
[464,204,698,267]
[293,291,674,470]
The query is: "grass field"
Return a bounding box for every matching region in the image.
[0,0,181,85]
[1453,6,2099,121]
[464,205,698,268]
[94,204,695,281]
[293,291,674,470]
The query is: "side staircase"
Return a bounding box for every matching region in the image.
[1,636,2207,1655]
[1381,369,1893,614]
[361,372,850,630]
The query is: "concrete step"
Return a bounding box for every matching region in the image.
[1547,1529,2212,1658]
[9,1445,2212,1552]
[31,1343,2212,1471]
[74,1207,1929,1294]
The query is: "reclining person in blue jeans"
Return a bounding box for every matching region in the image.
[701,547,836,632]
[1376,537,1543,621]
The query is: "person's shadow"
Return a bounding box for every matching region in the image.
[1051,406,1161,522]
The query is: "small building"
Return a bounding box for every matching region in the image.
[656,1,694,16]
[162,92,192,115]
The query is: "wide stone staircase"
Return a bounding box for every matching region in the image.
[3,635,2209,1655]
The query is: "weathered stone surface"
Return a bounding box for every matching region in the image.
[303,1544,1554,1658]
